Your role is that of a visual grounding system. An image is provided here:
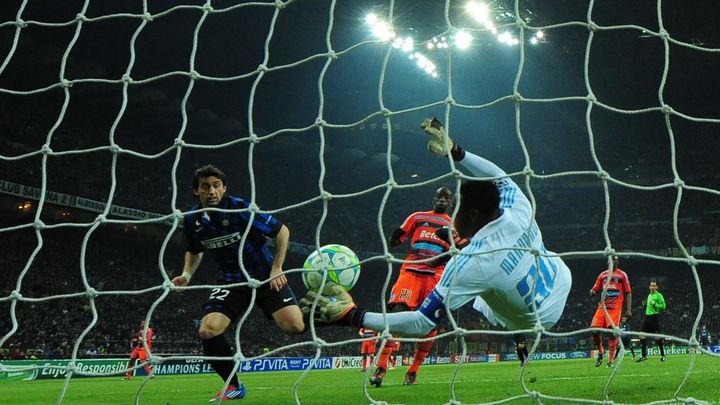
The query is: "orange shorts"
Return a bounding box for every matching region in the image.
[129,347,148,361]
[591,307,622,329]
[388,271,440,310]
[361,341,377,354]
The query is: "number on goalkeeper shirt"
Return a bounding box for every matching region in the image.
[516,257,558,312]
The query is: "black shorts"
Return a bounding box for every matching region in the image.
[642,314,661,334]
[513,334,526,346]
[202,283,297,322]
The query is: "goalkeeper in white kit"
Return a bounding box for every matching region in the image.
[301,118,572,366]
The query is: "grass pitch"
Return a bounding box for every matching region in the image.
[3,355,719,404]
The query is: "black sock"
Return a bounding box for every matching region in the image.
[203,335,240,387]
[641,339,648,357]
[658,339,665,356]
[516,347,526,364]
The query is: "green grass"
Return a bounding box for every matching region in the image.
[3,355,720,404]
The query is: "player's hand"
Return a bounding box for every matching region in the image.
[299,285,356,323]
[171,275,189,287]
[435,226,453,244]
[649,299,655,306]
[269,266,287,291]
[421,117,454,156]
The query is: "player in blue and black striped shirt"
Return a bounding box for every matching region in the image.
[172,165,305,401]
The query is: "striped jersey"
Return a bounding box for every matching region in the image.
[134,327,154,350]
[184,195,283,282]
[397,210,453,275]
[591,268,631,310]
[360,328,377,339]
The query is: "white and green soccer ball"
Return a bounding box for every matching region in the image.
[302,244,361,293]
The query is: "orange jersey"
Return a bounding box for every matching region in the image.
[360,328,378,354]
[360,328,377,339]
[134,327,154,350]
[591,268,631,310]
[591,307,622,329]
[389,270,441,310]
[397,211,453,276]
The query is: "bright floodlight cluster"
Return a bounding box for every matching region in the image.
[364,1,545,79]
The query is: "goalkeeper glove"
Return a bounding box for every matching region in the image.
[435,226,470,249]
[420,117,465,161]
[299,285,366,327]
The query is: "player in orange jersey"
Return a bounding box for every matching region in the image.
[359,328,378,372]
[370,187,468,387]
[589,256,632,368]
[124,319,155,379]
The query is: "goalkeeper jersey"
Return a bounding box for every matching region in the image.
[428,152,573,330]
[134,327,154,350]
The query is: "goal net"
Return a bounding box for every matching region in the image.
[1,0,719,404]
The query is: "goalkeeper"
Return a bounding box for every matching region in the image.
[301,118,572,355]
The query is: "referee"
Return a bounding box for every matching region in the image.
[636,280,667,362]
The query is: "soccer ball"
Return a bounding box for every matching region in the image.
[302,244,361,293]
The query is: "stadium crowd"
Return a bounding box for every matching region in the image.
[2,131,719,360]
[1,212,718,361]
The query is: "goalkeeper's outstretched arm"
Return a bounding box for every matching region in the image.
[421,117,532,220]
[300,286,442,337]
[361,310,437,337]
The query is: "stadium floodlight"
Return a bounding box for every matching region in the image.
[426,42,434,50]
[455,30,472,50]
[497,31,513,44]
[530,37,538,45]
[401,37,414,52]
[372,21,394,41]
[365,13,378,26]
[536,30,544,39]
[466,1,489,24]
